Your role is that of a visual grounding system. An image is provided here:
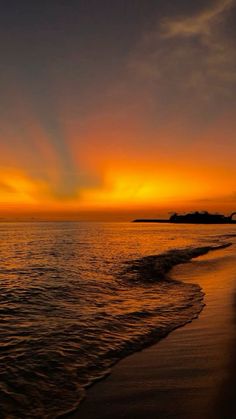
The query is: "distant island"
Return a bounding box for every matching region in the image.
[133,211,236,224]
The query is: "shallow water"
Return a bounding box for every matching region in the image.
[0,222,235,418]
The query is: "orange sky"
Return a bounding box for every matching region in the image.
[0,107,236,221]
[0,1,236,220]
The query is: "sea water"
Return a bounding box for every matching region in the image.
[0,222,235,418]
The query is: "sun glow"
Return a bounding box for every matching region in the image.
[78,163,235,209]
[0,157,235,216]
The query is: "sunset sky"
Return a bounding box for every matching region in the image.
[0,0,236,220]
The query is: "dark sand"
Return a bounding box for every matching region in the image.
[67,245,236,419]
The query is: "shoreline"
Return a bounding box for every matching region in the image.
[66,244,236,419]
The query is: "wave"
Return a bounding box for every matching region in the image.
[122,243,232,283]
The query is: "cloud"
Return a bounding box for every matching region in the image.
[0,168,51,204]
[128,0,236,117]
[161,0,234,38]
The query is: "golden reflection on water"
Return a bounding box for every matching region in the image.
[0,222,236,418]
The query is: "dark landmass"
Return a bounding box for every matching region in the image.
[133,211,236,224]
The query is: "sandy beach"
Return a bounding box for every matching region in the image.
[67,244,236,419]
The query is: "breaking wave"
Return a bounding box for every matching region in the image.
[122,243,231,283]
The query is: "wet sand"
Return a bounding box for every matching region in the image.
[67,245,236,419]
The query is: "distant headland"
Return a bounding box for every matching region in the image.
[133,211,236,224]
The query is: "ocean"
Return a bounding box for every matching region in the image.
[0,221,236,418]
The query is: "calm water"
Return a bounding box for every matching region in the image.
[0,222,235,418]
